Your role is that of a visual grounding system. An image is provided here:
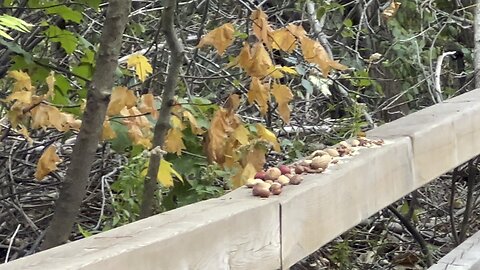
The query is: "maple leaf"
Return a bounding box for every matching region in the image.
[138,93,158,119]
[183,110,204,135]
[255,123,280,151]
[272,83,293,123]
[250,9,273,48]
[233,125,250,145]
[163,115,186,155]
[7,90,32,104]
[224,93,241,112]
[232,162,258,188]
[270,28,296,53]
[8,70,34,93]
[127,54,153,82]
[286,23,307,39]
[107,86,137,116]
[197,23,235,55]
[45,71,55,99]
[382,1,401,19]
[300,37,348,77]
[247,77,270,115]
[206,108,241,163]
[164,128,186,155]
[233,42,273,78]
[102,120,116,140]
[35,145,61,180]
[157,159,183,188]
[120,106,153,148]
[240,144,266,172]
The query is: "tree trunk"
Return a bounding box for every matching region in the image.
[40,0,131,250]
[139,0,184,218]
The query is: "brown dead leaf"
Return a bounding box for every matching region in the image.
[247,77,270,115]
[250,9,273,48]
[272,83,293,123]
[35,145,61,180]
[197,23,235,55]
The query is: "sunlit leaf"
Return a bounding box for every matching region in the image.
[255,123,280,151]
[127,54,153,82]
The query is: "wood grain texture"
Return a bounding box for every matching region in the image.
[1,198,280,270]
[280,137,414,267]
[4,89,480,269]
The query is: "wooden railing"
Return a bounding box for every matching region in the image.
[2,89,480,270]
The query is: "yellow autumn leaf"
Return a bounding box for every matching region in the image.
[8,70,34,93]
[35,145,61,180]
[233,125,250,145]
[183,111,203,135]
[286,23,307,39]
[382,1,401,19]
[18,124,33,145]
[107,86,137,116]
[255,123,280,151]
[300,37,348,77]
[170,115,185,130]
[206,108,241,163]
[250,9,273,48]
[197,23,235,55]
[278,66,298,75]
[231,162,257,188]
[247,77,270,115]
[102,120,116,140]
[164,128,185,155]
[127,54,153,82]
[272,84,293,123]
[127,124,152,148]
[270,28,296,53]
[45,71,55,98]
[266,66,284,79]
[157,159,183,188]
[241,145,266,172]
[249,42,273,77]
[233,42,273,78]
[7,90,32,104]
[138,93,158,119]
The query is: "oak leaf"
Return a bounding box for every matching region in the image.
[197,23,235,55]
[35,145,61,180]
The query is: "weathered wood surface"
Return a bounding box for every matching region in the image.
[1,198,281,270]
[3,89,480,269]
[428,230,480,270]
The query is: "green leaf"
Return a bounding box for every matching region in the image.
[72,63,93,80]
[46,5,83,23]
[44,25,78,54]
[78,0,101,9]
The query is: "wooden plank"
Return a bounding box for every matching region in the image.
[367,100,480,186]
[0,197,281,270]
[279,137,414,267]
[429,230,480,269]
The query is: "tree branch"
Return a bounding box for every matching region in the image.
[140,0,184,218]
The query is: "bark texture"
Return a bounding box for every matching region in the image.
[40,0,131,250]
[475,0,480,88]
[140,0,184,218]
